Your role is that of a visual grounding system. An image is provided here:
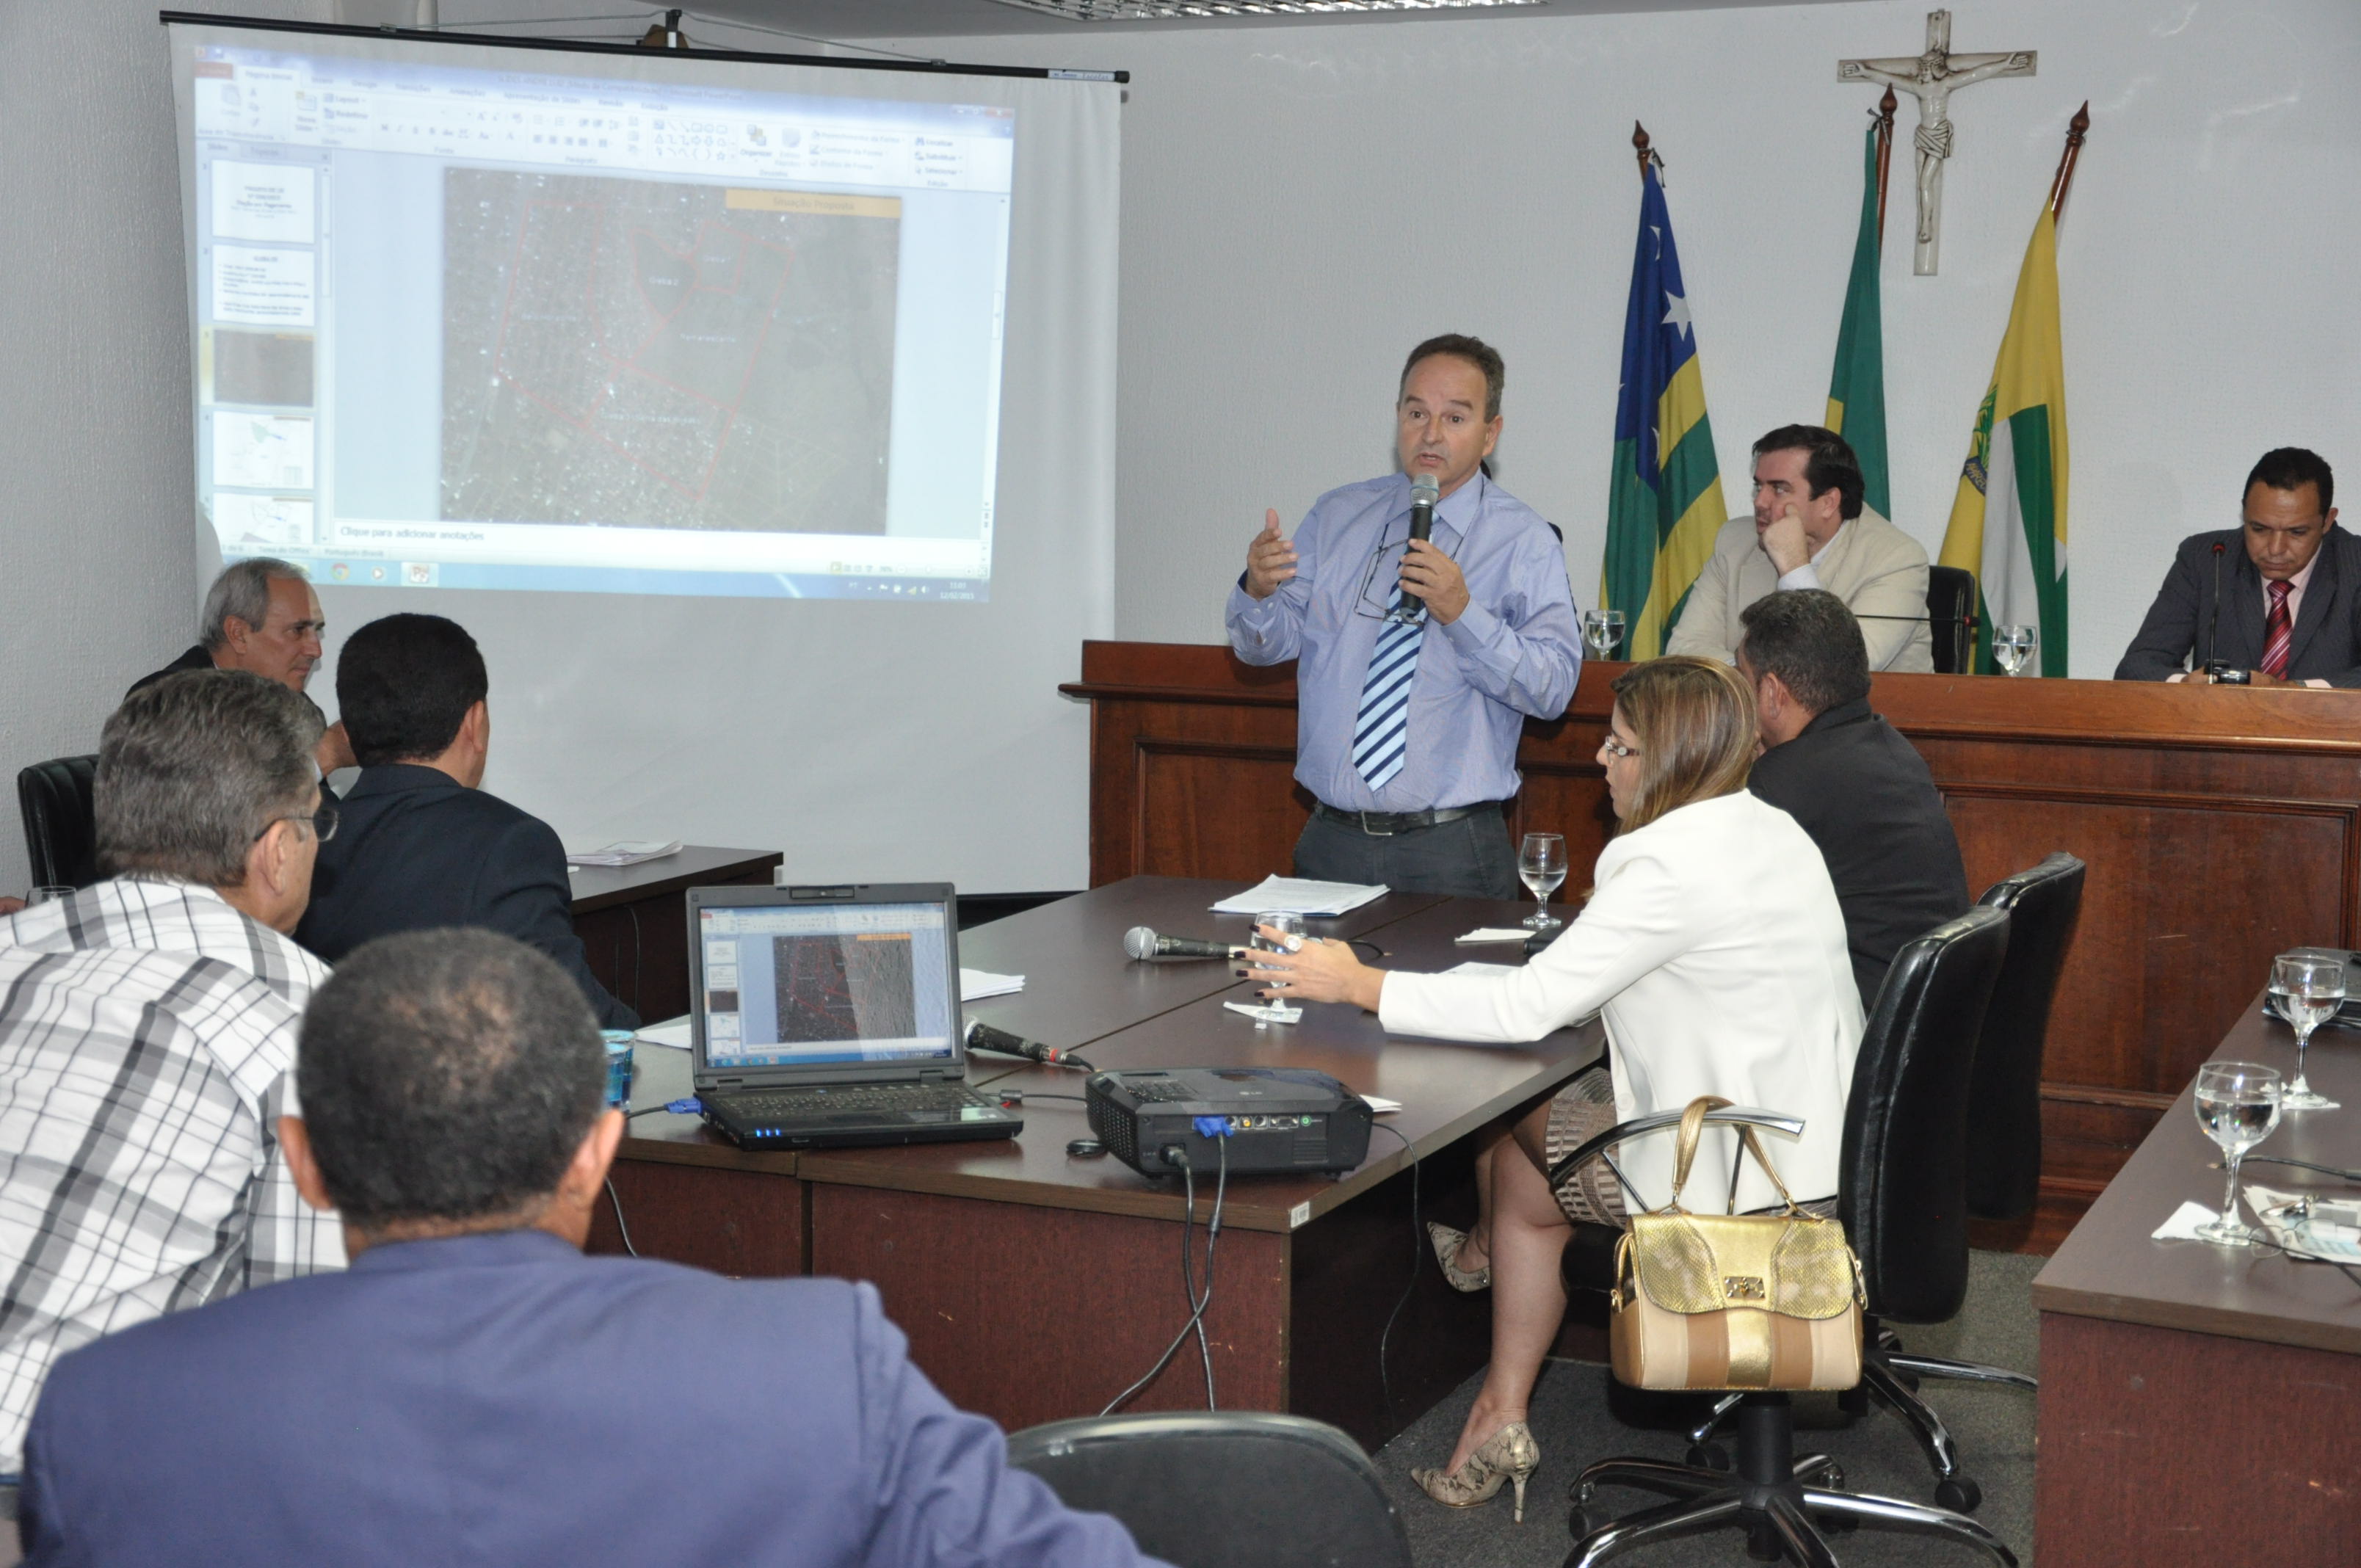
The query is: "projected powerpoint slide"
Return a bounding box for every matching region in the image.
[184,35,1016,600]
[441,170,897,537]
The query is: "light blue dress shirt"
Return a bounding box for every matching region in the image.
[1227,471,1581,813]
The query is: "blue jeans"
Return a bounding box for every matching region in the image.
[1291,805,1518,900]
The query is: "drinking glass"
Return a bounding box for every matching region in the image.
[2272,953,2344,1111]
[1252,910,1306,1022]
[26,886,71,907]
[1581,609,1625,663]
[1517,833,1567,928]
[1992,624,2038,677]
[2191,1061,2283,1245]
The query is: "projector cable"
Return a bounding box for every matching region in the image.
[1368,1120,1422,1428]
[1100,1134,1228,1416]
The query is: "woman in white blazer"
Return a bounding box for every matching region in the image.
[1252,656,1861,1522]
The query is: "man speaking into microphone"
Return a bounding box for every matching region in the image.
[1226,335,1580,899]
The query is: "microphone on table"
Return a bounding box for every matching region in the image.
[1407,471,1441,545]
[964,1017,1088,1068]
[1124,926,1244,962]
[2205,540,2227,675]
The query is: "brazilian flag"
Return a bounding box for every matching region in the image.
[1826,118,1891,519]
[1600,161,1727,661]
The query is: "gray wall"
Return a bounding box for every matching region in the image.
[0,0,334,896]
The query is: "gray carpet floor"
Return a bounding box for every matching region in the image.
[1373,1249,2043,1567]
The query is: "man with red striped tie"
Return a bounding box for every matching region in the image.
[2116,448,2357,688]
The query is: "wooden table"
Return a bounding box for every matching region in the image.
[1064,639,2361,1246]
[567,845,781,1023]
[587,875,1598,1448]
[2031,1001,2361,1564]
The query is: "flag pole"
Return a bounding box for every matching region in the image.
[1632,120,1653,183]
[1874,87,1897,245]
[2048,101,2092,222]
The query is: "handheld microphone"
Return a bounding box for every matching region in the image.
[964,1017,1087,1067]
[2205,540,2227,675]
[1407,471,1440,545]
[1123,926,1244,962]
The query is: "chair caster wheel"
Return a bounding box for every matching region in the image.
[1686,1442,1730,1471]
[1935,1476,1983,1513]
[1569,1506,1599,1539]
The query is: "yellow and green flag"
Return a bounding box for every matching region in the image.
[1940,206,2069,675]
[1600,160,1727,661]
[1826,118,1890,518]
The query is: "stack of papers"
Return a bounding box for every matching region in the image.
[960,968,1025,1003]
[1456,928,1534,945]
[1210,876,1388,918]
[565,840,683,868]
[634,1020,692,1051]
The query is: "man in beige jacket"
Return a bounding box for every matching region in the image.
[1667,424,1934,672]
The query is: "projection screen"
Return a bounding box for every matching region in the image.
[165,18,1120,891]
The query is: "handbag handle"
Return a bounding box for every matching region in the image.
[1663,1095,1807,1217]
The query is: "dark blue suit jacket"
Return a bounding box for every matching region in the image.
[18,1231,1161,1568]
[294,764,635,1028]
[2114,525,2361,686]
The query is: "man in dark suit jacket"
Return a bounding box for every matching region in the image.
[1738,590,1971,1012]
[15,931,1162,1568]
[127,558,357,777]
[294,613,635,1028]
[2115,447,2356,686]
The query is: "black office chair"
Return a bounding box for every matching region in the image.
[1007,1410,1413,1568]
[1926,566,1978,675]
[1965,854,2085,1221]
[1561,908,2016,1567]
[18,755,101,890]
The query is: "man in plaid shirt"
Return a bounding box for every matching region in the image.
[0,671,344,1480]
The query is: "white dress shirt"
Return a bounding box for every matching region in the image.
[0,878,343,1473]
[1377,791,1862,1213]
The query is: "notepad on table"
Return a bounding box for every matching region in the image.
[565,840,683,868]
[1456,928,1534,945]
[1209,876,1388,918]
[960,968,1025,1002]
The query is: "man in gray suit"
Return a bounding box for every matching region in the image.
[1668,425,1934,673]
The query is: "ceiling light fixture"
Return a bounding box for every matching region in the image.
[984,0,1548,20]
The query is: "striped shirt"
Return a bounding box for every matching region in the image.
[0,879,344,1473]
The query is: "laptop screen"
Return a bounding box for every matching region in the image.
[697,900,956,1068]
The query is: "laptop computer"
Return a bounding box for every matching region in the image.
[686,882,1022,1150]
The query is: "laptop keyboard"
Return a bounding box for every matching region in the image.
[719,1082,1000,1118]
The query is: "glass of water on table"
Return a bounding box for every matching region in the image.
[2191,1061,2283,1246]
[1518,833,1567,928]
[1250,910,1307,1023]
[2271,951,2345,1111]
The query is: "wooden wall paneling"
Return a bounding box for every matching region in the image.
[584,1161,805,1277]
[809,1184,1288,1434]
[1134,740,1308,883]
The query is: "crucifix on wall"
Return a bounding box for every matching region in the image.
[1840,9,2035,276]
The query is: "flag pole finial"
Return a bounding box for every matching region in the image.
[2048,101,2092,222]
[1874,87,1898,246]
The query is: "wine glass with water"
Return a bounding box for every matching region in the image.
[1992,624,2038,676]
[2271,953,2344,1111]
[1518,833,1567,929]
[1581,609,1625,664]
[2192,1061,2283,1245]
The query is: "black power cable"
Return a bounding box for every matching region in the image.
[1368,1120,1421,1426]
[603,1177,639,1257]
[1100,1136,1228,1416]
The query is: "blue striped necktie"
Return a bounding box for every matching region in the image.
[1352,592,1424,791]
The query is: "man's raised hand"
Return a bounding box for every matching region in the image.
[1244,509,1298,599]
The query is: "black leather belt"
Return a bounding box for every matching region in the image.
[1313,800,1504,838]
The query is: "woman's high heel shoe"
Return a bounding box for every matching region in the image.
[1426,1222,1491,1293]
[1410,1420,1540,1522]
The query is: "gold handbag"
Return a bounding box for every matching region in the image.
[1607,1097,1865,1393]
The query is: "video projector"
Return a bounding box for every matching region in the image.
[1084,1067,1374,1178]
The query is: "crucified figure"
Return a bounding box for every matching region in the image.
[1840,9,2034,275]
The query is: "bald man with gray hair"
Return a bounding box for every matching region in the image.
[128,558,355,775]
